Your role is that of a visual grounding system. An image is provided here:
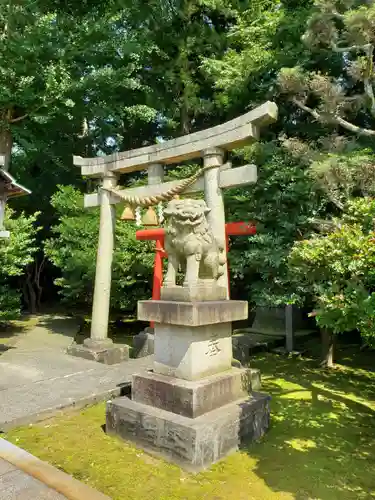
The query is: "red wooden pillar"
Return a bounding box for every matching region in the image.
[226,235,231,298]
[152,239,165,301]
[137,229,166,328]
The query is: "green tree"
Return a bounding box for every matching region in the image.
[289,198,375,366]
[195,0,328,306]
[225,142,326,306]
[45,186,154,314]
[145,0,241,137]
[0,207,40,321]
[202,0,314,124]
[278,0,375,206]
[0,1,171,312]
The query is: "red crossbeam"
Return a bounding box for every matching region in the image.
[136,221,255,300]
[136,222,256,327]
[136,222,256,241]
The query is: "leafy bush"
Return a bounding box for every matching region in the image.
[45,185,154,314]
[226,142,326,306]
[0,208,40,321]
[289,198,375,346]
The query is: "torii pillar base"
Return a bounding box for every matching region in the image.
[67,338,129,365]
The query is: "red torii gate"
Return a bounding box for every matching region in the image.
[136,221,256,304]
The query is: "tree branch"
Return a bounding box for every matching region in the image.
[331,42,372,54]
[9,96,62,124]
[292,98,321,120]
[292,98,375,137]
[362,78,375,117]
[331,9,344,20]
[363,44,375,117]
[309,217,342,232]
[334,115,375,136]
[324,191,344,210]
[10,113,28,124]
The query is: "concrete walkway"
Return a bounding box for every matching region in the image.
[0,314,152,431]
[0,438,109,499]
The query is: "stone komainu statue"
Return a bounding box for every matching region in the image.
[163,198,226,287]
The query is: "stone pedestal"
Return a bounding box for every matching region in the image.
[132,367,261,418]
[67,338,129,365]
[106,294,271,471]
[133,327,155,358]
[107,390,270,472]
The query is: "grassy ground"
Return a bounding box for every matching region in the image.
[0,316,39,348]
[4,350,375,500]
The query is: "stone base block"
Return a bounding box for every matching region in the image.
[67,339,129,365]
[106,392,270,472]
[133,328,155,358]
[132,367,261,418]
[160,283,227,302]
[138,299,248,326]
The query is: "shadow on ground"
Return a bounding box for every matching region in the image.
[0,316,39,348]
[246,348,375,499]
[0,344,15,355]
[37,315,79,340]
[72,317,147,347]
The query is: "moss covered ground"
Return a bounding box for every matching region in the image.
[4,350,375,500]
[0,316,39,347]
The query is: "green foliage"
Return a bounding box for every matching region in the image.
[226,142,326,306]
[278,0,375,134]
[45,186,154,313]
[202,1,281,102]
[309,148,375,204]
[0,1,159,125]
[112,216,155,312]
[281,135,375,209]
[0,208,40,321]
[202,0,313,117]
[3,0,165,224]
[289,198,375,345]
[6,0,375,332]
[144,0,241,136]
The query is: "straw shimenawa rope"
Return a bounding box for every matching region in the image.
[102,164,211,208]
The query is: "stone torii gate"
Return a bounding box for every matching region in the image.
[69,101,278,364]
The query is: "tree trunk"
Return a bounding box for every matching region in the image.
[24,266,37,314]
[321,328,334,368]
[0,128,12,171]
[180,96,190,135]
[34,256,46,310]
[22,258,46,314]
[27,280,37,314]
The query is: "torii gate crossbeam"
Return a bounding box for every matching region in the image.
[68,101,277,364]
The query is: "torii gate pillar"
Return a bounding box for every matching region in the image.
[203,147,228,294]
[69,101,278,365]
